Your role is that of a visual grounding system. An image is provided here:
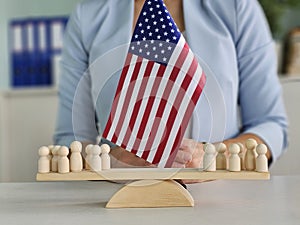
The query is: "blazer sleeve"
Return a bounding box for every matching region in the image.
[53,3,99,146]
[235,0,288,161]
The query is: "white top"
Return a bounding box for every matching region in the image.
[1,176,299,225]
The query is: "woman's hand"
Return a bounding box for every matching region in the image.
[172,138,204,168]
[172,138,208,184]
[110,146,154,168]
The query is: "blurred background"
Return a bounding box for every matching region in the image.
[0,0,299,182]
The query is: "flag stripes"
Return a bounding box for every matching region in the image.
[102,0,206,167]
[103,36,205,167]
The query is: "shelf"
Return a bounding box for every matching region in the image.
[0,87,58,97]
[279,76,300,83]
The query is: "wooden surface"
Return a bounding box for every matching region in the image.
[36,168,270,181]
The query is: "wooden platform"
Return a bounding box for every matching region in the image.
[36,168,270,181]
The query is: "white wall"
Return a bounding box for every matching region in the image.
[270,77,300,175]
[0,0,81,89]
[0,89,58,182]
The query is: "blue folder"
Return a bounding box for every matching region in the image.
[10,16,69,87]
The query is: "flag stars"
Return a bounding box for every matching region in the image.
[131,1,180,56]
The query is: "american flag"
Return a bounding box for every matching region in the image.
[102,0,206,167]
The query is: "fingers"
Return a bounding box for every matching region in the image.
[171,161,185,168]
[110,147,155,168]
[174,149,192,164]
[180,138,199,151]
[176,138,204,168]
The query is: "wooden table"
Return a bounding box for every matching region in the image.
[0,176,299,225]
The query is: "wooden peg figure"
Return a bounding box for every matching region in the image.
[58,146,70,174]
[38,146,50,173]
[51,145,60,172]
[203,143,216,171]
[47,145,54,171]
[256,144,269,172]
[70,141,83,172]
[229,143,241,172]
[216,143,227,170]
[89,145,102,172]
[101,144,111,170]
[245,139,257,171]
[237,142,245,170]
[85,144,93,170]
[48,145,54,150]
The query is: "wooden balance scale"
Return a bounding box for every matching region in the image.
[37,168,270,208]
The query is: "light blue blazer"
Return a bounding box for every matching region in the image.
[54,0,288,162]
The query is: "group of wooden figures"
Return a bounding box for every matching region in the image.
[38,138,268,174]
[38,141,111,174]
[203,139,269,173]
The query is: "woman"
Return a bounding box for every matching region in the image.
[54,0,288,169]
